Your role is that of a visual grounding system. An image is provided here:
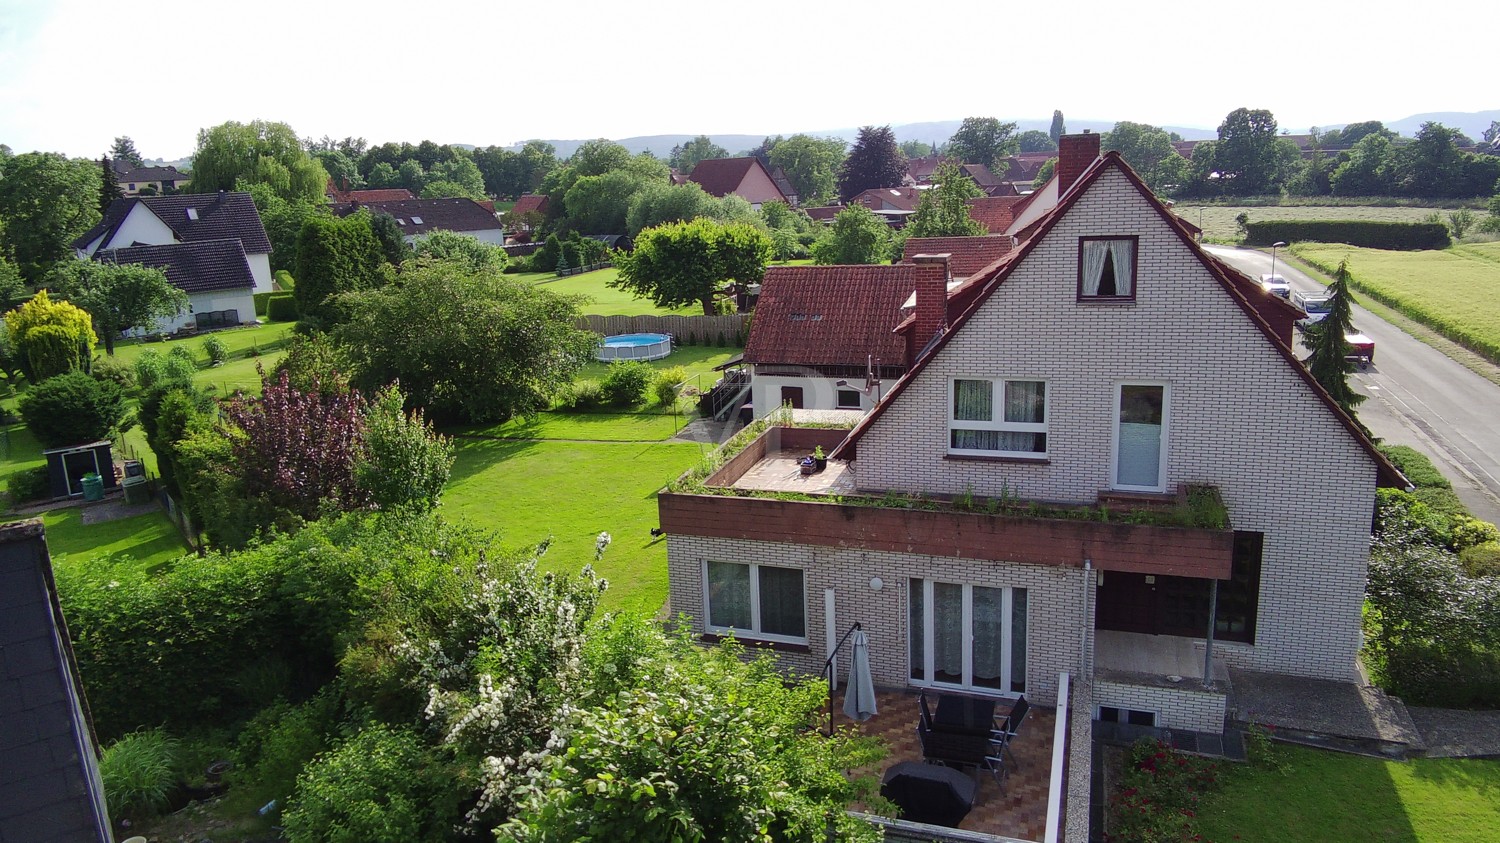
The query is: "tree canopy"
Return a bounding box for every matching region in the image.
[944,116,1020,169]
[1049,110,1066,145]
[768,134,846,205]
[1206,108,1299,196]
[612,218,772,315]
[110,136,144,169]
[906,162,985,238]
[46,259,188,354]
[1103,121,1187,192]
[294,211,388,322]
[837,125,907,202]
[0,152,102,283]
[187,119,328,202]
[1016,130,1056,153]
[811,205,894,265]
[667,135,728,175]
[624,181,718,236]
[2,290,98,382]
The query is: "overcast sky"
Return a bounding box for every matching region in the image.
[1,0,1494,160]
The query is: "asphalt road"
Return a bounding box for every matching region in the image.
[1205,245,1500,524]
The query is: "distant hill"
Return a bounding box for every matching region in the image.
[1384,109,1500,140]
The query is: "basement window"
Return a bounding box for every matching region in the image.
[1078,236,1137,300]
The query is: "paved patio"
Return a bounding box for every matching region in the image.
[732,451,857,494]
[833,689,1055,841]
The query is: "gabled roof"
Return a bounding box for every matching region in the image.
[510,193,550,216]
[743,265,914,367]
[100,239,255,294]
[958,163,1001,187]
[803,205,841,222]
[74,192,271,254]
[901,236,1012,279]
[341,197,502,235]
[967,195,1025,233]
[687,157,788,203]
[995,154,1049,183]
[851,186,923,212]
[832,151,1406,488]
[112,164,189,183]
[767,166,798,201]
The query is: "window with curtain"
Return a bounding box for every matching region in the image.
[949,378,1047,457]
[1079,236,1137,299]
[704,561,807,642]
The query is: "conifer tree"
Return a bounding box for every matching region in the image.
[1302,258,1365,415]
[99,157,122,214]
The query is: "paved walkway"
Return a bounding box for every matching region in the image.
[1406,706,1500,758]
[1228,668,1425,757]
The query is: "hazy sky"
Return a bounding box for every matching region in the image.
[1,0,1494,160]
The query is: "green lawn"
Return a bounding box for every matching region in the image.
[38,507,190,575]
[1174,205,1493,242]
[0,423,46,490]
[530,267,700,316]
[107,323,295,397]
[453,411,686,442]
[1292,242,1500,361]
[1198,744,1500,842]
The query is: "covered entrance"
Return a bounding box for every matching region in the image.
[1094,531,1263,644]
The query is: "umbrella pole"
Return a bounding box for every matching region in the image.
[822,622,861,737]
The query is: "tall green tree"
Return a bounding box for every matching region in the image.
[244,182,326,274]
[1211,108,1297,195]
[47,259,188,354]
[188,119,328,202]
[899,140,935,158]
[811,205,893,265]
[944,117,1019,169]
[1016,130,1056,153]
[99,157,123,214]
[1389,122,1468,198]
[743,135,782,168]
[110,136,144,169]
[294,212,387,323]
[837,126,907,202]
[1049,110,1067,145]
[426,154,487,198]
[569,139,633,177]
[1102,122,1184,192]
[1302,259,1365,417]
[2,290,98,381]
[0,152,102,283]
[906,162,985,238]
[612,218,772,315]
[314,149,363,191]
[1329,133,1397,196]
[667,135,729,174]
[769,135,846,205]
[625,181,718,235]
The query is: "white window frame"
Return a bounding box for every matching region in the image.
[947,377,1048,458]
[1110,381,1170,493]
[908,578,1027,695]
[836,388,862,409]
[701,560,808,644]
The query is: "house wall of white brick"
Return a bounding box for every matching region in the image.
[1093,679,1227,734]
[849,166,1377,682]
[247,253,273,294]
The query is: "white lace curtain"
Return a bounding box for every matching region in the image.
[706,561,750,629]
[1082,239,1134,296]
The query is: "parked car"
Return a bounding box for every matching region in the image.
[1259,274,1291,298]
[1292,290,1333,324]
[1345,332,1375,366]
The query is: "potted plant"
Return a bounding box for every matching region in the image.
[813,446,827,472]
[799,455,817,476]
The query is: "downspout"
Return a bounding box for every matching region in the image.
[1080,559,1093,677]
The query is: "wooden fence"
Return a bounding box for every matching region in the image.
[578,314,749,346]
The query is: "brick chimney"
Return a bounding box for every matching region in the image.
[912,253,950,356]
[1057,131,1101,195]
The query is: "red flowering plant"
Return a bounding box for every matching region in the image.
[1106,738,1219,842]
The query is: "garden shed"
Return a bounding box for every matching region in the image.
[40,441,119,500]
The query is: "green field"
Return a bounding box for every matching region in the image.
[530,267,700,316]
[1199,743,1500,842]
[1293,242,1500,361]
[1174,205,1493,242]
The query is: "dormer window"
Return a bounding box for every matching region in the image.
[1078,236,1137,300]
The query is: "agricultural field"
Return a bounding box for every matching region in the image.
[1174,204,1492,242]
[1292,242,1500,361]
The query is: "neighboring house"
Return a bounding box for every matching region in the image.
[906,155,1005,192]
[505,194,551,240]
[742,265,913,416]
[112,161,191,196]
[325,186,416,204]
[100,240,259,333]
[900,236,1010,280]
[0,520,112,843]
[335,197,505,245]
[660,132,1406,781]
[846,186,925,227]
[967,195,1026,233]
[687,157,793,209]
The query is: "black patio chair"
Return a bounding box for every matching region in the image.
[991,695,1029,771]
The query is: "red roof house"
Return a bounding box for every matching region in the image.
[687,157,792,208]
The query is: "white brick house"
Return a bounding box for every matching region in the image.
[660,134,1405,747]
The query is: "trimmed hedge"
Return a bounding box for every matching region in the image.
[1245,220,1450,251]
[253,292,276,317]
[266,293,298,322]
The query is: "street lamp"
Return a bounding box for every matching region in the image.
[1270,241,1287,278]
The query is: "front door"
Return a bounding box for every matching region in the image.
[780,386,804,409]
[909,578,1026,694]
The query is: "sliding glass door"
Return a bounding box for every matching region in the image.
[909,579,1027,694]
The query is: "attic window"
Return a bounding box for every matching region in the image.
[411,216,424,224]
[790,313,807,321]
[1078,236,1137,301]
[396,219,407,225]
[185,208,199,221]
[811,314,824,321]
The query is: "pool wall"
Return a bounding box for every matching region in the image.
[597,333,673,362]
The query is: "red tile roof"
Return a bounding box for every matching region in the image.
[967,196,1025,233]
[511,194,549,216]
[832,152,1406,489]
[687,157,788,202]
[851,186,923,212]
[744,266,915,367]
[901,236,1011,279]
[804,205,841,222]
[326,186,417,203]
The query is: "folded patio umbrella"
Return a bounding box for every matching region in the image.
[843,628,878,722]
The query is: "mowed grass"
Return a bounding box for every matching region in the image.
[1174,204,1492,242]
[37,508,189,575]
[1293,242,1500,360]
[107,323,295,397]
[1198,743,1500,842]
[442,437,707,614]
[530,267,700,316]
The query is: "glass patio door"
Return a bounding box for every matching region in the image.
[1114,383,1168,492]
[909,579,1026,694]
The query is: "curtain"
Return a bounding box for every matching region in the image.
[909,579,926,681]
[1010,589,1027,693]
[952,379,992,421]
[971,586,1005,689]
[933,582,964,682]
[1004,381,1045,423]
[706,561,751,630]
[1110,240,1134,296]
[952,429,1001,451]
[757,565,805,638]
[1081,240,1110,295]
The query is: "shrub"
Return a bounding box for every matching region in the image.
[1381,641,1500,708]
[599,360,652,407]
[274,269,296,290]
[202,335,228,366]
[354,385,454,512]
[556,378,604,410]
[652,365,689,406]
[282,725,457,843]
[18,371,131,448]
[133,350,167,391]
[100,729,179,820]
[267,292,299,322]
[1379,445,1451,489]
[1244,220,1450,250]
[168,344,198,369]
[7,465,50,503]
[90,355,136,391]
[1106,738,1219,843]
[231,693,340,809]
[1460,542,1500,578]
[253,291,276,317]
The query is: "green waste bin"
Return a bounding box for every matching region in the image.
[80,473,105,501]
[122,475,151,505]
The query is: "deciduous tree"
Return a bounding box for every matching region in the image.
[408,229,508,274]
[668,135,728,174]
[944,116,1019,169]
[769,134,846,205]
[2,290,97,381]
[47,259,188,354]
[1017,130,1056,153]
[188,120,328,202]
[612,218,772,315]
[906,162,985,238]
[837,125,907,202]
[624,181,718,235]
[811,205,893,265]
[1102,121,1185,192]
[1211,107,1295,195]
[0,152,102,283]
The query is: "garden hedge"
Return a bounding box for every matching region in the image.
[1244,220,1450,251]
[266,293,298,322]
[253,292,275,317]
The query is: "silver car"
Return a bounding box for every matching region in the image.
[1259,273,1291,299]
[1292,290,1333,324]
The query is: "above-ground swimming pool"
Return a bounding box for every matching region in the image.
[597,332,673,362]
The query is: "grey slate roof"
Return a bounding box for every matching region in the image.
[74,191,272,255]
[335,197,501,236]
[100,239,256,294]
[112,164,189,184]
[0,520,112,843]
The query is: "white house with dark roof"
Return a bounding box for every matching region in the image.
[74,192,273,293]
[111,161,192,197]
[335,197,505,245]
